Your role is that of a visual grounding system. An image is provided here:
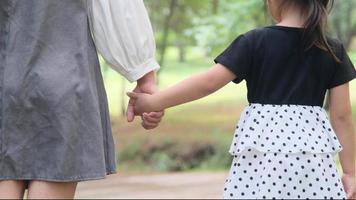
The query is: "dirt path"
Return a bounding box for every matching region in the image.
[75,172,228,199]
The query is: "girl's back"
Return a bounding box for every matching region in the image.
[215,26,354,107]
[214,24,355,199]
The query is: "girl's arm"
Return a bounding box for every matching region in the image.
[127,64,236,114]
[329,83,356,195]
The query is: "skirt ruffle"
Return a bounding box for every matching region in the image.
[223,148,346,199]
[224,103,346,199]
[229,104,342,156]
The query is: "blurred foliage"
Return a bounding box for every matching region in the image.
[187,0,266,56]
[101,0,356,72]
[329,0,356,49]
[145,0,210,65]
[118,124,232,172]
[144,0,356,66]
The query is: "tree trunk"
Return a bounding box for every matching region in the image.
[158,0,178,69]
[344,1,355,50]
[212,0,219,14]
[345,29,356,50]
[331,1,355,50]
[177,42,186,63]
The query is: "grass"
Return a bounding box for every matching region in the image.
[111,101,243,172]
[101,48,356,172]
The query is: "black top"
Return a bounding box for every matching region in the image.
[214,26,356,107]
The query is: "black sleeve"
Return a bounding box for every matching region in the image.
[214,35,252,84]
[327,44,356,89]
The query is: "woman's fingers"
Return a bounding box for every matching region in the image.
[126,86,143,122]
[126,97,136,122]
[141,112,165,130]
[126,92,139,99]
[141,120,158,130]
[140,112,164,130]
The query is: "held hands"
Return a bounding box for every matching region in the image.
[126,92,156,115]
[126,71,164,130]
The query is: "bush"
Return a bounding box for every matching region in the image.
[117,134,232,172]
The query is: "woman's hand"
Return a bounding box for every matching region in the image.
[342,173,356,199]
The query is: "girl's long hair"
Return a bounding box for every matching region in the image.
[275,0,340,62]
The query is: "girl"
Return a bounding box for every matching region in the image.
[128,0,356,199]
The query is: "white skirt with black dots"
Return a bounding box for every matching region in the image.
[223,104,346,199]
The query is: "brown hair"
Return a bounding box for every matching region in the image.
[274,0,340,62]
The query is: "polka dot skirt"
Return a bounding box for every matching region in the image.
[224,104,346,199]
[224,148,346,199]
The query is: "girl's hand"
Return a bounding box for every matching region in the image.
[342,173,356,199]
[126,92,156,115]
[141,112,164,130]
[126,71,164,130]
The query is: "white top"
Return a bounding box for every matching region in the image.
[86,0,160,82]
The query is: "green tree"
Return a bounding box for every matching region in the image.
[329,0,356,50]
[145,0,210,66]
[188,0,266,56]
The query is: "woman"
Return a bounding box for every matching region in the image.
[0,0,162,198]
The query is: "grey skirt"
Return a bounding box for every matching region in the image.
[0,0,116,181]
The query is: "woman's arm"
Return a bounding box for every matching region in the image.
[329,83,356,176]
[127,64,237,114]
[87,0,160,82]
[87,0,164,129]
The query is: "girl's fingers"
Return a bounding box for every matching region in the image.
[142,125,157,130]
[140,112,163,130]
[142,116,159,126]
[147,111,164,118]
[141,120,158,130]
[142,113,162,123]
[141,114,160,129]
